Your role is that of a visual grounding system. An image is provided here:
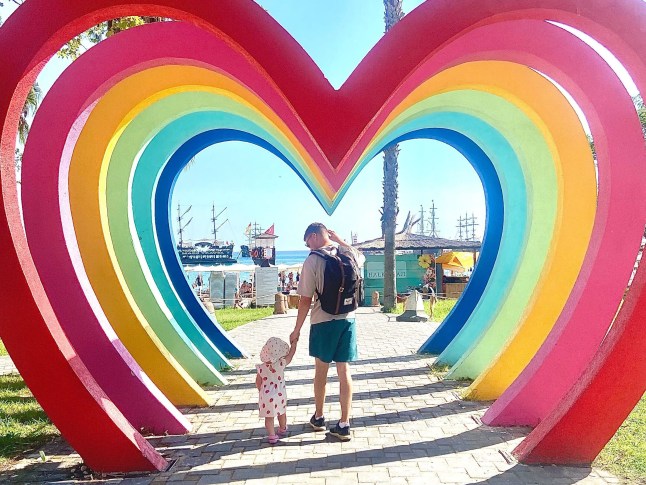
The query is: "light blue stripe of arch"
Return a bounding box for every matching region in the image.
[154,129,296,351]
[148,107,526,364]
[132,109,305,359]
[360,111,527,355]
[107,98,234,377]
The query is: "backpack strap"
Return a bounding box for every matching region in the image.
[309,250,327,300]
[309,248,341,266]
[309,249,342,302]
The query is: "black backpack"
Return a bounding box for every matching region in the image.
[311,249,360,314]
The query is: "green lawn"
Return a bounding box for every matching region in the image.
[595,394,646,482]
[0,341,7,357]
[213,298,458,333]
[0,375,58,470]
[214,307,274,331]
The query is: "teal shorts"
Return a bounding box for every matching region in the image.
[309,318,358,363]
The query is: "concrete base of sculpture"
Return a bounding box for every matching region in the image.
[397,290,429,322]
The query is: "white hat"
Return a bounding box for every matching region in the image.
[260,337,290,364]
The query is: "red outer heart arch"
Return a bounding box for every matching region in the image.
[0,0,645,472]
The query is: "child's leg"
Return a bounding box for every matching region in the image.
[264,416,276,436]
[277,412,287,432]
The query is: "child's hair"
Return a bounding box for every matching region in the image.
[260,337,290,364]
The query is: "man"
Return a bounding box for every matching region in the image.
[290,222,365,441]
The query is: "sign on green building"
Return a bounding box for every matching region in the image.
[362,252,433,305]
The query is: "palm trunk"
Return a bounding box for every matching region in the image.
[381,0,404,311]
[382,145,399,311]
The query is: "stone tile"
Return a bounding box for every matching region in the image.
[2,309,625,484]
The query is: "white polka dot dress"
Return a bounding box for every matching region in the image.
[256,358,287,417]
[257,337,290,418]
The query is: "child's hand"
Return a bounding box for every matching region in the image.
[285,342,298,365]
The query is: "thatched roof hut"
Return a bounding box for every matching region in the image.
[354,232,481,253]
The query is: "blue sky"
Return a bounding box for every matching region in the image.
[172,0,486,250]
[5,1,639,250]
[1,0,486,250]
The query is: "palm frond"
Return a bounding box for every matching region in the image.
[17,83,41,145]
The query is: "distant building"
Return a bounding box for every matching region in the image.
[354,233,481,302]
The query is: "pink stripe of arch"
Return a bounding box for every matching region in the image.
[0,0,645,470]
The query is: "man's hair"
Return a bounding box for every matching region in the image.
[304,222,328,240]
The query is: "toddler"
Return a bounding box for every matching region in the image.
[255,337,296,444]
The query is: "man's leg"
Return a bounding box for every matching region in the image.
[314,358,330,418]
[336,362,353,423]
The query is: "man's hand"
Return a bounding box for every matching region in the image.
[291,296,310,348]
[327,229,343,245]
[289,329,300,344]
[285,341,298,365]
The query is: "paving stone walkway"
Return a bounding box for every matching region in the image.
[0,308,624,484]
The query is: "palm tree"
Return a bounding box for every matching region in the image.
[17,83,41,145]
[634,95,646,137]
[59,16,165,59]
[381,0,404,311]
[0,12,40,175]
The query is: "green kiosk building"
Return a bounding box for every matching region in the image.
[354,232,481,304]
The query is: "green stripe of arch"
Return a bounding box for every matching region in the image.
[105,90,311,376]
[366,90,557,370]
[130,110,310,359]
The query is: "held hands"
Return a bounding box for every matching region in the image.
[289,329,300,344]
[286,337,298,365]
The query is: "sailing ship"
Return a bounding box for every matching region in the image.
[240,223,278,267]
[176,204,237,265]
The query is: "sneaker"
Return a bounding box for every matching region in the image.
[277,426,288,437]
[329,422,351,441]
[309,414,326,431]
[267,434,279,445]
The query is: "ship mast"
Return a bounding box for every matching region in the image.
[211,203,228,243]
[177,204,193,247]
[247,222,264,246]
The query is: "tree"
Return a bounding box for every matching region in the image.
[58,16,165,60]
[634,94,646,137]
[381,0,404,312]
[0,11,41,176]
[17,83,41,145]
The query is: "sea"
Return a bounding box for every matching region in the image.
[185,249,309,286]
[238,249,310,267]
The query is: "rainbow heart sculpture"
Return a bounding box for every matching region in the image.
[0,0,645,472]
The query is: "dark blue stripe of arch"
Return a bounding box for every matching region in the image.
[156,128,501,357]
[383,129,503,354]
[156,130,295,358]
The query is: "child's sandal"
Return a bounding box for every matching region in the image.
[267,434,279,444]
[277,426,288,437]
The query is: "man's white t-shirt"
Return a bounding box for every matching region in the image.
[297,244,365,325]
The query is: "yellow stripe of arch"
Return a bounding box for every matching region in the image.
[365,61,595,396]
[68,65,320,403]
